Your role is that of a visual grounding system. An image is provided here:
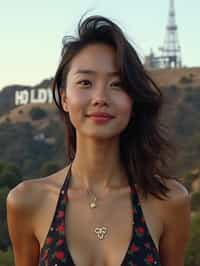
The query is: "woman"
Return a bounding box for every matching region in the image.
[7,15,191,266]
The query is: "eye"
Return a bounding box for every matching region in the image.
[77,80,92,87]
[111,81,123,89]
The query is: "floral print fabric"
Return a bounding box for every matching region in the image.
[38,165,161,266]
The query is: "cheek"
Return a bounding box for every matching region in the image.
[67,89,88,116]
[115,94,132,116]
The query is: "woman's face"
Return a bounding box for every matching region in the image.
[61,43,133,140]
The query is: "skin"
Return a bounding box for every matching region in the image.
[61,43,133,193]
[6,43,191,266]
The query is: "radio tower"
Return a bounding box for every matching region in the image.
[159,0,182,68]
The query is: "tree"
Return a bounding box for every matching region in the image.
[185,212,200,266]
[29,107,48,120]
[40,161,60,177]
[0,248,14,266]
[0,161,22,189]
[0,187,11,250]
[191,192,200,212]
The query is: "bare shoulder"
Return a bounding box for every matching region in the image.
[158,178,191,265]
[7,166,69,214]
[162,178,190,206]
[7,179,43,217]
[153,177,191,221]
[6,167,68,266]
[6,166,70,265]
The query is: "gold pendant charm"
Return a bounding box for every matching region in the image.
[94,226,108,240]
[90,202,97,208]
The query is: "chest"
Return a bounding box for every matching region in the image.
[36,189,162,266]
[65,192,134,266]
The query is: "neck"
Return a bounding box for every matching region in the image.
[69,135,128,194]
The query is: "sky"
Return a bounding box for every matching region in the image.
[0,0,199,90]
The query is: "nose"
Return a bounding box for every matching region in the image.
[91,84,108,106]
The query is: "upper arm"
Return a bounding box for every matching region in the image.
[159,181,191,266]
[6,181,40,266]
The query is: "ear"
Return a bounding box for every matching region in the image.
[61,90,68,113]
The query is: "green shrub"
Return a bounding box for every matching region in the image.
[191,192,200,211]
[29,107,47,120]
[185,212,200,266]
[40,161,60,176]
[0,247,14,266]
[0,161,22,189]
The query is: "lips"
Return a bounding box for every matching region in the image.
[86,112,114,118]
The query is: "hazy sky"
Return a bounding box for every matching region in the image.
[0,0,199,90]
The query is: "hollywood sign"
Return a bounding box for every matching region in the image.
[15,88,53,105]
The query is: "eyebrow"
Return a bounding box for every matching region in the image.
[74,69,120,77]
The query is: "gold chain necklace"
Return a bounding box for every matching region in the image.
[86,188,108,240]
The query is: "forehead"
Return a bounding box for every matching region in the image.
[68,43,119,76]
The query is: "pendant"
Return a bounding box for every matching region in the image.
[94,226,108,240]
[90,202,97,208]
[89,195,97,209]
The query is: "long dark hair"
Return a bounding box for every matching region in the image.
[52,15,179,200]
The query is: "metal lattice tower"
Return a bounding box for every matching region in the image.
[159,0,182,68]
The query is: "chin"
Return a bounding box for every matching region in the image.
[81,129,122,140]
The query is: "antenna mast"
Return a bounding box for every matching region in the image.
[159,0,182,68]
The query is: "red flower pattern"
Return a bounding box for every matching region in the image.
[57,210,65,218]
[130,244,139,252]
[55,251,65,260]
[39,179,160,265]
[136,226,145,236]
[145,254,155,264]
[57,224,65,232]
[46,237,53,245]
[56,239,64,246]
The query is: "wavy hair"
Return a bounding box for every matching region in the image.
[52,15,178,200]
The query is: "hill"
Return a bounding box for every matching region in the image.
[0,67,200,117]
[0,67,200,181]
[150,67,200,88]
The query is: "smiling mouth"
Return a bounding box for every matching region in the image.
[87,115,114,124]
[86,113,115,118]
